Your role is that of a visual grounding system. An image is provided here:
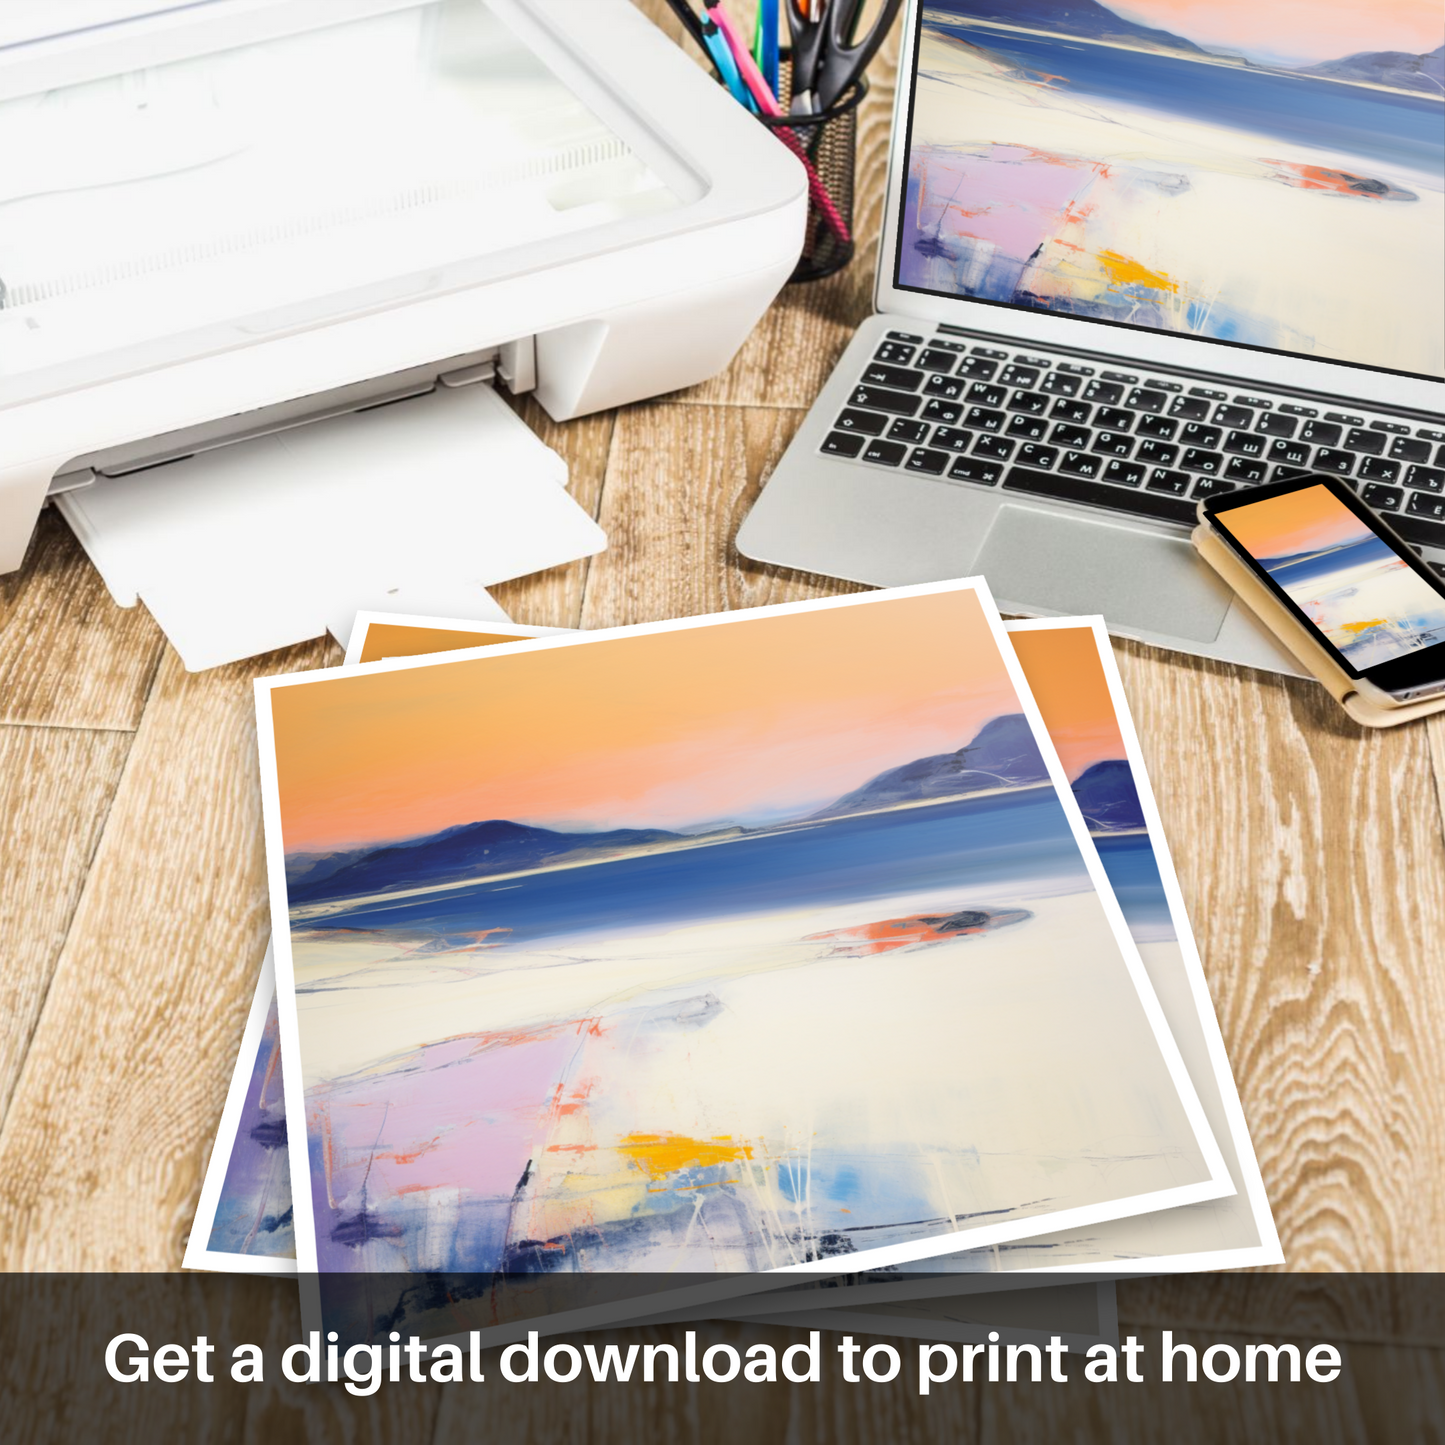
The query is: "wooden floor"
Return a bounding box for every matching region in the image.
[1,6,1441,1439]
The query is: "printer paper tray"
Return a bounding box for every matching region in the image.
[57,383,604,670]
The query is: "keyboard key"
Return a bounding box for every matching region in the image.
[922,398,963,424]
[948,457,1003,485]
[1182,448,1223,474]
[1194,476,1237,498]
[999,364,1040,388]
[1057,362,1094,375]
[1147,469,1191,495]
[1008,390,1050,415]
[917,348,959,373]
[1180,423,1222,449]
[1407,491,1445,521]
[1390,436,1431,463]
[874,342,917,365]
[1060,451,1102,478]
[1215,404,1254,428]
[1225,456,1268,482]
[1041,372,1081,397]
[1279,403,1317,417]
[1257,413,1298,438]
[1102,370,1138,384]
[1325,411,1364,426]
[967,382,1008,407]
[1126,388,1167,413]
[1189,386,1228,400]
[1095,406,1134,432]
[1421,428,1445,442]
[862,362,925,390]
[1268,438,1311,467]
[850,384,921,417]
[1273,464,1315,481]
[970,346,1008,359]
[860,438,908,467]
[887,418,932,444]
[1370,419,1410,434]
[1393,513,1445,549]
[886,330,924,343]
[1006,414,1048,440]
[1083,379,1124,405]
[957,356,999,379]
[1050,398,1092,424]
[1103,459,1145,487]
[1223,430,1266,458]
[1407,465,1445,493]
[930,426,974,452]
[1359,456,1399,483]
[1004,465,1197,524]
[1300,420,1341,446]
[1344,428,1385,455]
[1169,395,1211,421]
[1314,448,1354,475]
[1051,423,1091,449]
[1137,440,1179,467]
[923,374,966,400]
[1017,444,1058,469]
[821,431,865,457]
[1136,414,1178,440]
[974,435,1015,461]
[932,340,969,352]
[1092,432,1134,458]
[1361,483,1402,510]
[906,447,951,476]
[835,408,889,435]
[965,406,1006,432]
[1013,354,1051,368]
[1437,445,1445,465]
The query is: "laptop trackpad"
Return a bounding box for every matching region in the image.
[976,505,1233,643]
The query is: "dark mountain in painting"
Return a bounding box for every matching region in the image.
[929,0,1206,56]
[1298,44,1445,95]
[288,819,688,904]
[812,713,1049,819]
[1069,759,1145,833]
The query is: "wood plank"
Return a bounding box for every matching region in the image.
[579,403,867,630]
[0,509,165,730]
[0,725,133,1127]
[490,397,614,630]
[1108,637,1445,1270]
[0,639,336,1270]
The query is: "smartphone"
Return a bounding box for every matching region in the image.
[1201,473,1445,707]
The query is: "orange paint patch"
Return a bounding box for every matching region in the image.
[1262,160,1413,201]
[806,907,1030,957]
[617,1132,754,1180]
[1096,250,1179,293]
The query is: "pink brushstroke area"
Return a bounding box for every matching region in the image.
[309,1018,591,1272]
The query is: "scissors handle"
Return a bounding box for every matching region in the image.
[813,0,902,110]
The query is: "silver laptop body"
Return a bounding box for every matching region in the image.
[739,1,1445,673]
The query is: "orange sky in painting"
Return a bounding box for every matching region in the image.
[1218,484,1373,561]
[1111,0,1439,65]
[270,591,1024,853]
[1009,627,1125,781]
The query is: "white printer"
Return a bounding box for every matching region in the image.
[0,0,806,663]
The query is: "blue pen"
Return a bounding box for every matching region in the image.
[700,14,756,111]
[758,0,780,98]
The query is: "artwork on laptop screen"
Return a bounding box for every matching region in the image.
[1215,482,1445,665]
[257,582,1228,1328]
[899,2,1444,376]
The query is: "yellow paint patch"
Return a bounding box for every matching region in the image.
[617,1132,754,1180]
[1341,618,1388,634]
[1096,250,1179,294]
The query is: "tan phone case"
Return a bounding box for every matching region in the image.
[1192,519,1445,728]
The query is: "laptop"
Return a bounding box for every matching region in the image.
[738,0,1445,672]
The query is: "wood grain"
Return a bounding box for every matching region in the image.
[0,641,334,1269]
[1108,637,1445,1270]
[0,726,133,1125]
[0,510,165,730]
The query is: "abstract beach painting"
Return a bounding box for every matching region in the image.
[1217,482,1445,666]
[184,947,295,1273]
[258,584,1227,1308]
[900,2,1444,375]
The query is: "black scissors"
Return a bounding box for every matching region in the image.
[785,0,903,113]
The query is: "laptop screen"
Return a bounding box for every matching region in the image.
[894,2,1444,380]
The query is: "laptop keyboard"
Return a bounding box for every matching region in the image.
[821,329,1445,564]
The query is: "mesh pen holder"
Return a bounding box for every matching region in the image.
[759,71,867,284]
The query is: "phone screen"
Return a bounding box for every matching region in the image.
[1208,478,1445,690]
